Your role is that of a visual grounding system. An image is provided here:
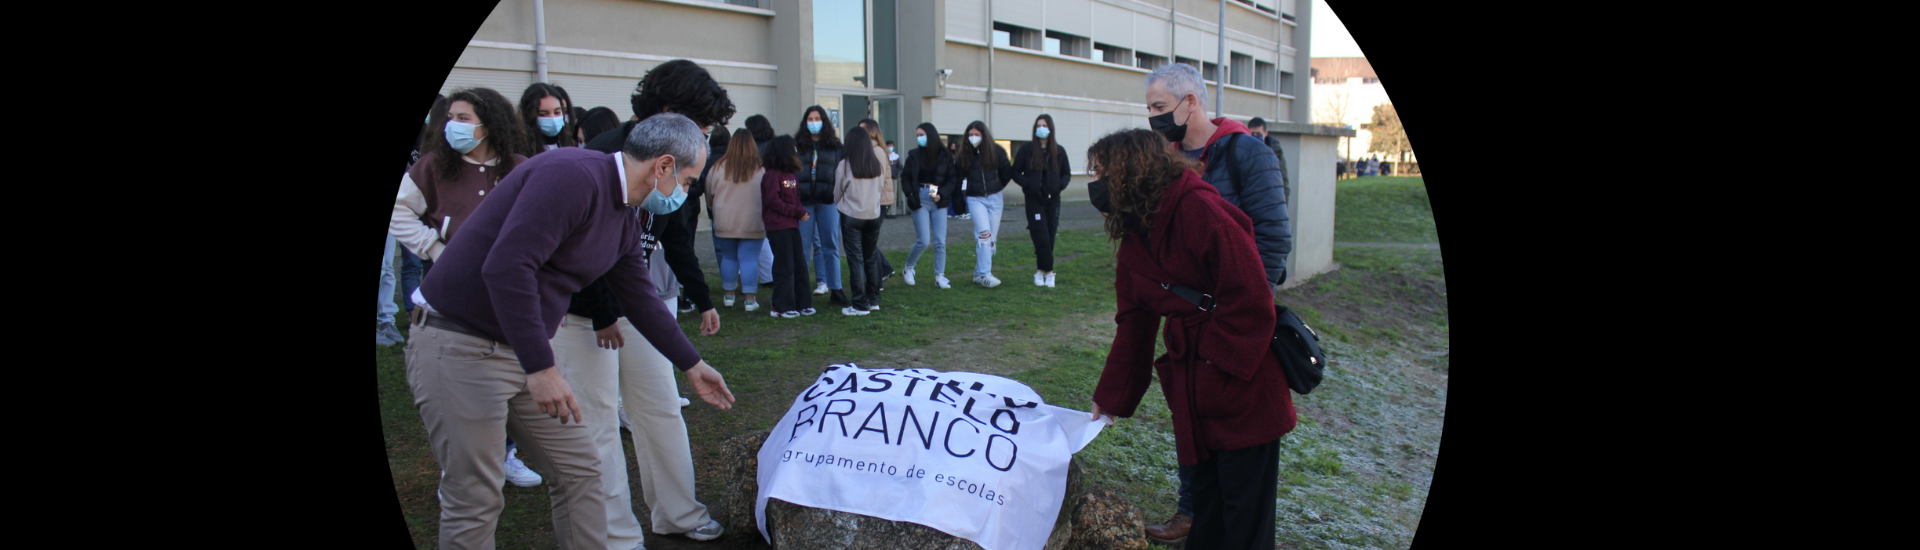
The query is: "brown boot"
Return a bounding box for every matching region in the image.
[1145,512,1193,545]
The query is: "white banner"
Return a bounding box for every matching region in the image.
[755,364,1109,550]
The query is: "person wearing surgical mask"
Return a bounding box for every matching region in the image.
[900,122,957,289]
[1011,113,1072,288]
[389,86,542,492]
[951,120,1017,288]
[793,106,849,306]
[517,82,578,156]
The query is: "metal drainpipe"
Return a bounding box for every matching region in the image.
[1216,0,1226,119]
[534,0,549,83]
[985,0,993,128]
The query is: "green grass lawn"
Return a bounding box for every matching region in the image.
[1334,176,1436,244]
[381,211,1446,549]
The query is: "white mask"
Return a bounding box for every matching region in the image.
[968,136,982,147]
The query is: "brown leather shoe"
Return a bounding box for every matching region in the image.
[1145,512,1193,544]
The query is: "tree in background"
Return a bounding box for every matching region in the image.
[1367,103,1414,167]
[1314,87,1355,161]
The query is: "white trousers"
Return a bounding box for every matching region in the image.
[551,307,713,550]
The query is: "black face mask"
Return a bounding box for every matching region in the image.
[1088,179,1112,215]
[1148,96,1189,143]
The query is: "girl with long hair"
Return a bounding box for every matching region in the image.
[833,126,890,315]
[952,120,1017,287]
[794,106,848,305]
[516,82,577,156]
[761,135,815,318]
[854,118,898,284]
[708,127,768,311]
[900,122,956,289]
[1012,113,1073,288]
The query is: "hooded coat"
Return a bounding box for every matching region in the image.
[1180,117,1294,287]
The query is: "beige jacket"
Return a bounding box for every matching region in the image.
[833,146,891,220]
[707,166,767,239]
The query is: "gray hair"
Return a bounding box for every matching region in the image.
[1145,62,1208,112]
[622,112,708,171]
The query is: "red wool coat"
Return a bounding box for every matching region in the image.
[1092,168,1296,466]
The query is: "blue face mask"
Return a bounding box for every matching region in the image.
[1035,127,1050,140]
[807,121,823,135]
[537,115,566,137]
[445,121,484,154]
[640,178,689,215]
[917,135,927,147]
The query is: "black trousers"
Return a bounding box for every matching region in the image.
[1024,193,1062,272]
[1188,438,1281,550]
[840,215,884,309]
[767,228,813,313]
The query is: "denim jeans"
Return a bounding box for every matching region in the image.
[908,186,947,275]
[799,203,842,289]
[399,245,423,315]
[759,238,775,284]
[966,192,1006,278]
[378,233,399,325]
[713,237,765,295]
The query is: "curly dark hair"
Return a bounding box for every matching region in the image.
[630,59,736,129]
[796,105,842,154]
[956,120,1003,172]
[1090,128,1192,240]
[428,87,524,184]
[763,134,801,173]
[517,82,577,155]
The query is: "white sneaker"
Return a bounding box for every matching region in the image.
[618,404,632,431]
[723,295,736,307]
[813,282,829,295]
[982,274,1002,288]
[680,397,692,407]
[1035,271,1046,286]
[905,267,917,286]
[744,300,760,312]
[1046,272,1057,288]
[842,306,870,316]
[936,275,951,289]
[682,518,725,541]
[868,304,880,311]
[504,448,543,487]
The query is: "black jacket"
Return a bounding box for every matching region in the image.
[795,141,843,205]
[951,145,1015,198]
[566,121,717,324]
[900,147,958,211]
[1198,132,1292,286]
[1011,143,1073,199]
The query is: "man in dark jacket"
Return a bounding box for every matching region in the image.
[1140,61,1294,547]
[1247,117,1292,186]
[583,60,736,328]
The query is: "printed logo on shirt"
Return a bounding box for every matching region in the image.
[783,179,797,188]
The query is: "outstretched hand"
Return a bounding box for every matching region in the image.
[687,361,736,410]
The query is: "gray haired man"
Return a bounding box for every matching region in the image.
[408,112,735,550]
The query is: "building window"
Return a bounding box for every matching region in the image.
[1281,12,1295,22]
[1255,60,1277,92]
[1363,77,1380,84]
[716,0,758,6]
[1281,71,1296,96]
[1046,30,1092,59]
[1230,52,1253,87]
[1096,42,1133,66]
[1136,51,1168,70]
[813,0,866,87]
[993,22,1041,50]
[1313,77,1343,85]
[1175,57,1218,82]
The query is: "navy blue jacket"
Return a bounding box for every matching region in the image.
[1193,120,1292,286]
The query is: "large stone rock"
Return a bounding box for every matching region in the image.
[1062,485,1148,550]
[708,429,1135,550]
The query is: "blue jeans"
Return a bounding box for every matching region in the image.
[378,233,398,325]
[966,192,1005,278]
[714,237,765,294]
[908,186,947,275]
[800,203,842,289]
[399,245,423,315]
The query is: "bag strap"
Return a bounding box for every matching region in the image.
[1142,233,1217,313]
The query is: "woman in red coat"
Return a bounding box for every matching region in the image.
[1087,129,1296,550]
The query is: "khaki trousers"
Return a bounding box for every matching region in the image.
[550,307,712,547]
[405,315,609,550]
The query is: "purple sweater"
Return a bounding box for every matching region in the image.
[419,147,702,374]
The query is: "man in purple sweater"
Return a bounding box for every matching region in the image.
[407,112,735,550]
